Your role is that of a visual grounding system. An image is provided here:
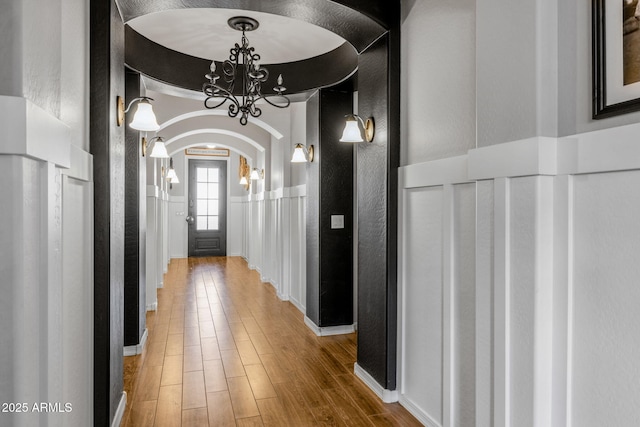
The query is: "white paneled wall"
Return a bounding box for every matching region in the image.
[398,124,640,427]
[0,98,94,427]
[231,185,306,310]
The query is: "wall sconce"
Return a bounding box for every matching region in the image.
[142,136,170,158]
[339,114,374,143]
[166,166,179,184]
[116,96,160,131]
[239,156,251,189]
[250,168,264,180]
[291,144,314,163]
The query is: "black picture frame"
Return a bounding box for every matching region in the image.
[593,0,640,118]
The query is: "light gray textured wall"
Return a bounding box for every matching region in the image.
[401,0,476,164]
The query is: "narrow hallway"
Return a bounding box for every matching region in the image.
[122,257,421,426]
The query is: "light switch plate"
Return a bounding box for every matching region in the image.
[331,215,345,229]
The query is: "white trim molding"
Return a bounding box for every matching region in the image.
[401,123,640,189]
[111,392,127,427]
[354,363,399,404]
[0,95,73,168]
[123,329,148,357]
[304,317,355,336]
[398,395,442,427]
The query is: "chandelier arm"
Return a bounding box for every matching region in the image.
[203,84,242,110]
[260,95,291,109]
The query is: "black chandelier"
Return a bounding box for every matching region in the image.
[202,16,291,125]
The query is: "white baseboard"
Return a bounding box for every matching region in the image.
[111,391,127,427]
[277,291,290,302]
[353,363,399,403]
[304,317,355,336]
[146,302,158,311]
[398,395,441,427]
[289,297,305,314]
[123,329,148,357]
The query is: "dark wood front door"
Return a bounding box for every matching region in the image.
[187,159,227,257]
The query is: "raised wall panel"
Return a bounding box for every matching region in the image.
[61,175,94,427]
[508,177,537,427]
[452,183,476,427]
[475,180,494,427]
[571,170,640,427]
[402,186,443,424]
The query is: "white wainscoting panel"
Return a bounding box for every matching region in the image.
[400,186,444,426]
[168,197,186,259]
[570,170,640,427]
[452,183,477,427]
[475,180,494,427]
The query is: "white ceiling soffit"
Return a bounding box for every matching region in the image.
[127,8,347,64]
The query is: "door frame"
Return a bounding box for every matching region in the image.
[182,154,231,257]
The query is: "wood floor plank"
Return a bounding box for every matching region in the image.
[165,333,184,356]
[332,374,389,416]
[183,345,204,372]
[309,405,348,426]
[201,337,221,360]
[184,326,201,347]
[248,333,274,355]
[235,416,265,427]
[256,397,294,427]
[244,364,277,400]
[236,340,262,366]
[203,359,228,393]
[182,407,209,426]
[160,354,183,386]
[323,387,374,427]
[273,382,318,426]
[200,321,217,338]
[134,365,163,402]
[183,371,207,409]
[207,391,236,427]
[155,385,182,427]
[220,349,246,378]
[125,400,157,427]
[227,376,260,419]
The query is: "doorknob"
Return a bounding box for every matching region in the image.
[185,215,195,224]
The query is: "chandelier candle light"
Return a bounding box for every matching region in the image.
[202,17,290,125]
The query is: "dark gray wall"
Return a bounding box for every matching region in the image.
[356,30,400,390]
[318,89,354,326]
[90,0,125,425]
[306,89,354,327]
[124,69,146,347]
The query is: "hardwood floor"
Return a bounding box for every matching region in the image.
[122,257,421,426]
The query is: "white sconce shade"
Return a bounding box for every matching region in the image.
[239,176,249,185]
[130,102,160,131]
[291,144,308,163]
[166,168,179,183]
[339,114,374,143]
[339,117,364,142]
[149,140,169,158]
[291,143,314,163]
[250,168,261,180]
